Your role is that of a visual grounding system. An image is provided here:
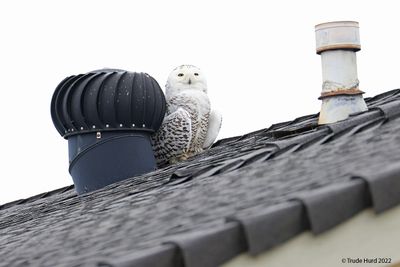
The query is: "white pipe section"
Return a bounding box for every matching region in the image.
[315,21,367,125]
[321,50,359,93]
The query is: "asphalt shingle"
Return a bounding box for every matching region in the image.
[1,89,400,267]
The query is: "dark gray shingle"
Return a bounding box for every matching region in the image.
[1,89,400,267]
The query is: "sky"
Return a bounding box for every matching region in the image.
[1,0,400,204]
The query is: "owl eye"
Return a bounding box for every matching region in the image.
[194,73,199,76]
[178,73,184,77]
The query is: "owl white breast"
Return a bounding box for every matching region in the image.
[151,65,222,166]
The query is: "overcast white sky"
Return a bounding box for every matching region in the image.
[1,0,400,204]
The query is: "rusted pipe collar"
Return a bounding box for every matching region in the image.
[318,88,365,100]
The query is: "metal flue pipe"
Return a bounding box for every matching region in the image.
[315,21,368,124]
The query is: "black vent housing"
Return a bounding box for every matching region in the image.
[51,69,166,194]
[51,69,166,138]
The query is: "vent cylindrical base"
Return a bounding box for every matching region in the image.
[68,132,156,194]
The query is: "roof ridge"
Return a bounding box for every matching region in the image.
[152,101,393,190]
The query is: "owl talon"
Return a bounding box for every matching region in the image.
[194,148,204,154]
[169,158,179,164]
[169,153,190,165]
[179,153,189,161]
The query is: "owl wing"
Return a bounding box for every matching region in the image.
[151,108,192,167]
[202,109,222,149]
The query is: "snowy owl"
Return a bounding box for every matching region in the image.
[151,65,222,167]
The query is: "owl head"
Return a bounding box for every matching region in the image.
[165,65,207,99]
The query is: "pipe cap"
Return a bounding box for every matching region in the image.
[315,21,361,54]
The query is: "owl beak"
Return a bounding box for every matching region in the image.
[188,78,192,85]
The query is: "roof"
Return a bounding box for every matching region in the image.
[2,89,400,267]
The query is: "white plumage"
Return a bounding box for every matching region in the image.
[151,65,222,166]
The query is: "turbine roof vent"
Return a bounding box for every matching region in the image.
[51,69,166,138]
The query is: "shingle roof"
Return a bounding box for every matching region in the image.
[1,89,400,267]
